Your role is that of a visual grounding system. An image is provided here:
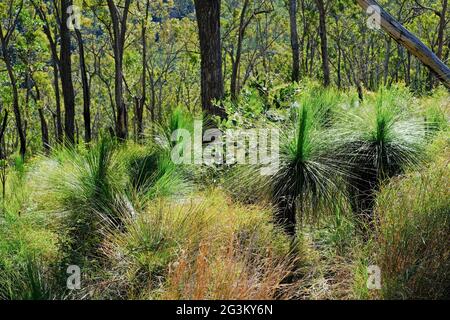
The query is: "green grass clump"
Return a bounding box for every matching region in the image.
[121,143,191,207]
[369,147,449,299]
[0,158,61,300]
[421,90,449,136]
[26,139,127,267]
[97,190,291,299]
[295,84,344,127]
[0,257,55,300]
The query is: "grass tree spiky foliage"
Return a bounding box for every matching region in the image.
[272,102,348,236]
[155,107,195,150]
[28,138,127,266]
[336,90,426,217]
[297,84,343,127]
[124,145,191,206]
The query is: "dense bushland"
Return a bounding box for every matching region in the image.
[0,84,448,300]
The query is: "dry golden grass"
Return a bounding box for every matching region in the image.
[163,238,295,300]
[96,189,295,299]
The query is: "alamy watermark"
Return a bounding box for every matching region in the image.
[367,5,381,30]
[170,121,280,176]
[367,265,381,290]
[67,5,82,30]
[67,265,81,290]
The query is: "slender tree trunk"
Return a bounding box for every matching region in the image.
[60,0,76,144]
[0,110,8,159]
[0,28,26,159]
[75,29,91,143]
[32,1,63,142]
[231,0,249,101]
[0,109,7,199]
[52,55,64,142]
[289,0,300,82]
[315,0,330,86]
[38,108,50,154]
[136,0,149,140]
[356,0,450,89]
[107,0,131,140]
[383,37,392,86]
[334,15,342,88]
[429,0,448,89]
[437,0,448,60]
[194,0,226,119]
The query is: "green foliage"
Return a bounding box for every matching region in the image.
[122,143,191,203]
[372,149,450,299]
[0,0,448,301]
[25,139,126,265]
[0,172,60,300]
[0,257,55,300]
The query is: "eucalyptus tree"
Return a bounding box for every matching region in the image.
[60,0,76,143]
[106,0,132,140]
[31,0,64,142]
[0,0,26,158]
[193,0,226,119]
[288,0,300,82]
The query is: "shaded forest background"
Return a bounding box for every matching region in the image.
[0,0,448,159]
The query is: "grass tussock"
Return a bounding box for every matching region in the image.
[371,142,450,299]
[163,239,294,300]
[95,190,291,299]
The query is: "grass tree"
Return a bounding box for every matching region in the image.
[272,101,347,236]
[336,90,426,218]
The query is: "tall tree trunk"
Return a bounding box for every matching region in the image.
[315,0,330,86]
[107,0,131,140]
[436,0,448,60]
[289,0,300,82]
[0,24,26,159]
[60,0,76,144]
[38,108,50,154]
[356,0,450,89]
[75,29,91,143]
[0,110,8,159]
[383,37,392,86]
[194,0,226,119]
[335,16,342,88]
[136,0,149,140]
[230,0,249,101]
[32,1,63,142]
[52,54,64,142]
[430,0,448,89]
